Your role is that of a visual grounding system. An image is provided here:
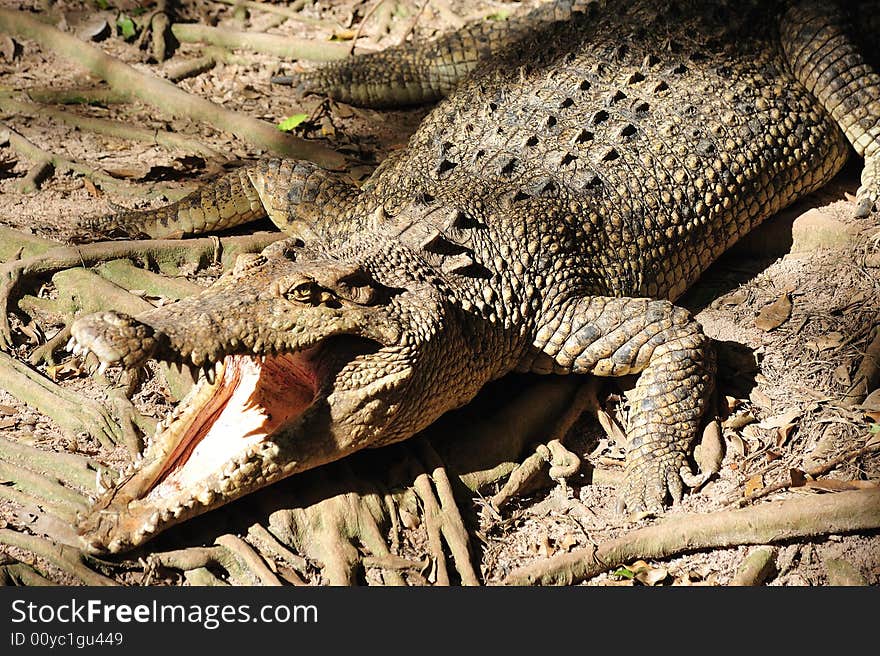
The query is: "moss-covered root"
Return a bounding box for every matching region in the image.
[503,489,880,585]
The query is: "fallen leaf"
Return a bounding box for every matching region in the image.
[83,177,101,197]
[723,395,742,414]
[744,474,764,496]
[0,417,16,429]
[860,389,880,413]
[537,533,555,558]
[725,431,747,457]
[277,113,309,132]
[789,468,807,487]
[78,17,110,42]
[720,290,748,307]
[611,566,635,580]
[759,409,801,430]
[0,404,15,416]
[755,293,792,331]
[749,388,773,409]
[776,422,797,447]
[635,566,669,586]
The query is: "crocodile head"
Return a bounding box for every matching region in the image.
[71,237,477,554]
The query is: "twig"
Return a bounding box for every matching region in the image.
[503,489,880,585]
[0,8,344,169]
[210,0,327,26]
[729,546,776,586]
[348,0,391,56]
[0,96,222,159]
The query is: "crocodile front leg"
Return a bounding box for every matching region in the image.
[525,296,716,512]
[75,159,359,242]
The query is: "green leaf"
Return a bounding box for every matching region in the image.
[94,0,110,9]
[612,567,635,580]
[277,113,309,132]
[869,422,880,434]
[486,9,511,21]
[116,15,137,40]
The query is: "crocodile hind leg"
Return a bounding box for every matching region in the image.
[527,296,716,512]
[75,159,359,242]
[782,1,880,215]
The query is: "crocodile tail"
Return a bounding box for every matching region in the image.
[289,1,583,108]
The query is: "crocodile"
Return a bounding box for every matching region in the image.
[67,0,880,554]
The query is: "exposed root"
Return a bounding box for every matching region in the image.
[0,121,187,199]
[503,489,880,585]
[414,438,479,585]
[0,96,221,159]
[170,22,352,61]
[0,351,121,449]
[729,546,777,586]
[0,561,61,586]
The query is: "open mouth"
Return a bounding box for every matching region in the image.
[140,350,319,504]
[77,348,323,553]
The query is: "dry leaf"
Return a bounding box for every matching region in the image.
[537,533,555,558]
[83,177,101,198]
[723,395,742,414]
[721,290,748,307]
[630,560,668,586]
[0,35,19,61]
[860,389,880,413]
[776,422,796,447]
[755,293,792,331]
[759,408,801,430]
[698,420,724,475]
[744,474,764,496]
[0,404,15,416]
[809,332,844,351]
[789,468,807,487]
[0,417,16,429]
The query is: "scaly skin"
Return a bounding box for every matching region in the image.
[68,0,880,553]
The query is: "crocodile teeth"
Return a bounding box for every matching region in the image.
[204,365,216,384]
[66,337,77,352]
[97,361,108,376]
[197,489,216,505]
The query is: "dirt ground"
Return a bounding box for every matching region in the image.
[0,0,878,587]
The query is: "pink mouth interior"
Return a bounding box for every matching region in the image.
[146,353,317,500]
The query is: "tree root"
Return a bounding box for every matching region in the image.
[0,561,61,586]
[503,489,880,585]
[0,8,345,169]
[729,546,776,586]
[25,86,130,106]
[0,96,221,159]
[490,380,597,509]
[145,542,275,585]
[0,351,121,449]
[0,435,104,492]
[170,22,353,61]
